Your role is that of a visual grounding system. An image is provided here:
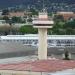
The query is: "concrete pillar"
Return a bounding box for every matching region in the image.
[38,28,47,60]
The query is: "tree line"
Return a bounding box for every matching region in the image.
[19,15,75,35]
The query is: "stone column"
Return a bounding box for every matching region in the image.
[38,28,47,60]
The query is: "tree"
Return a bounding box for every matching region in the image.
[65,20,75,29]
[64,19,75,35]
[50,21,65,35]
[19,25,38,34]
[65,28,73,35]
[2,9,9,15]
[3,16,9,23]
[27,18,33,22]
[54,15,64,22]
[29,8,38,15]
[11,16,23,23]
[48,13,53,16]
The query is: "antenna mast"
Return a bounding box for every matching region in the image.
[42,0,47,12]
[43,0,45,12]
[43,0,44,9]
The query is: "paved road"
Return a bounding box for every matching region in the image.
[0,42,75,59]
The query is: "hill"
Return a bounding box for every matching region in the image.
[0,0,75,9]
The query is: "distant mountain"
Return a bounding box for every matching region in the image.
[0,0,75,9]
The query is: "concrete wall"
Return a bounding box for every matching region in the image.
[0,70,41,75]
[0,69,75,75]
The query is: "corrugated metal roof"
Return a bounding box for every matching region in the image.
[1,35,75,40]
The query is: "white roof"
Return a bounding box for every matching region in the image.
[0,34,75,40]
[33,20,54,24]
[57,12,74,14]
